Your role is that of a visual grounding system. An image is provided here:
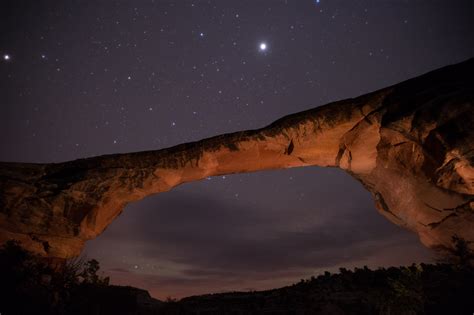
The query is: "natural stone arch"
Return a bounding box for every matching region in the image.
[0,59,473,259]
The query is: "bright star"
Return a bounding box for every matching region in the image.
[259,43,267,51]
[3,54,10,61]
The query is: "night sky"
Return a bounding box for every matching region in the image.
[1,0,473,299]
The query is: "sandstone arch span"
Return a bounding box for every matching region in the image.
[1,59,473,259]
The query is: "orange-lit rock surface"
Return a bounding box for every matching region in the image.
[1,59,473,258]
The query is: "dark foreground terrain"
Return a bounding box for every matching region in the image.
[1,237,473,315]
[161,264,474,315]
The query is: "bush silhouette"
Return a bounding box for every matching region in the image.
[0,240,109,315]
[2,236,474,314]
[451,234,474,267]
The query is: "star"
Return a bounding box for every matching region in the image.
[259,43,267,51]
[3,54,10,61]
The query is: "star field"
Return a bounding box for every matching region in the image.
[1,0,473,299]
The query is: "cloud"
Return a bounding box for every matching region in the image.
[92,188,423,274]
[85,168,434,299]
[107,267,131,274]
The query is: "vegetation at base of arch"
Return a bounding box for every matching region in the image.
[156,235,474,314]
[0,240,111,315]
[0,235,473,314]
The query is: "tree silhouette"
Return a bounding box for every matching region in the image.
[451,234,474,267]
[0,240,110,314]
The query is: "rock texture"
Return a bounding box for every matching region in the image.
[1,59,473,259]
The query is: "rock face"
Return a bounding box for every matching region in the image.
[1,59,473,259]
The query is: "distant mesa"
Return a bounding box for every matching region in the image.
[0,58,473,259]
